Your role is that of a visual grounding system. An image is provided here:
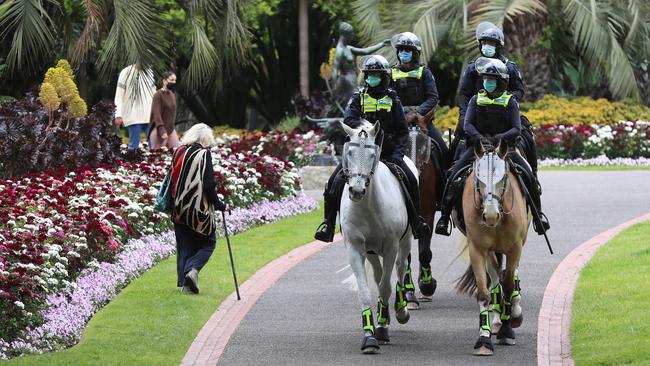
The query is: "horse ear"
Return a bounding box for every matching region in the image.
[371,121,380,137]
[340,121,355,137]
[473,139,483,158]
[497,138,508,158]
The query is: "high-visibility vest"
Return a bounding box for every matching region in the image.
[475,90,513,135]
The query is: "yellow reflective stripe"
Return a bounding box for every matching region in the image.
[362,93,393,113]
[391,66,424,80]
[476,91,512,106]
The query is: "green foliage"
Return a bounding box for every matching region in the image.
[275,115,301,131]
[572,221,650,366]
[6,205,325,366]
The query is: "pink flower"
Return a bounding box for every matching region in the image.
[108,240,119,250]
[552,137,561,143]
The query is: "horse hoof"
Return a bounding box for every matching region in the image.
[473,345,494,356]
[396,308,410,324]
[496,320,516,345]
[418,294,433,302]
[511,314,523,328]
[361,336,380,354]
[418,278,437,297]
[375,327,390,344]
[473,335,494,356]
[405,291,419,310]
[491,321,502,335]
[497,337,516,346]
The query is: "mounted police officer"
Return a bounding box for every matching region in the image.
[315,55,429,242]
[390,32,450,169]
[451,22,539,177]
[435,57,550,236]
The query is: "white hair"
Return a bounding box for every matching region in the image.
[181,123,215,147]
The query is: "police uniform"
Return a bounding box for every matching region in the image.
[390,64,451,169]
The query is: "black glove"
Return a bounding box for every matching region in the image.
[215,200,227,212]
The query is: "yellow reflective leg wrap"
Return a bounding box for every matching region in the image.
[404,267,415,291]
[480,309,492,333]
[500,299,512,321]
[362,307,375,334]
[377,297,389,325]
[420,265,433,282]
[490,284,502,314]
[513,274,521,298]
[395,283,407,311]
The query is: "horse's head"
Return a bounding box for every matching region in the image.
[405,126,431,173]
[340,119,381,202]
[473,137,510,227]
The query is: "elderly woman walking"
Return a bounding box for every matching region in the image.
[170,123,226,293]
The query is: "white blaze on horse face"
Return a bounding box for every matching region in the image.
[476,152,507,226]
[343,123,379,201]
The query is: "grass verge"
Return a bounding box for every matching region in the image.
[571,220,650,366]
[540,165,650,171]
[6,203,324,365]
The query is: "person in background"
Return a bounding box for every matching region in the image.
[149,71,180,150]
[170,123,226,294]
[114,64,156,155]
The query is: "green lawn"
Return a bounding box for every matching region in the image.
[540,165,650,171]
[571,221,650,366]
[6,203,324,366]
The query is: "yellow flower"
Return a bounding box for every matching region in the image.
[43,67,65,90]
[58,75,79,103]
[68,96,88,118]
[39,82,60,112]
[55,59,74,80]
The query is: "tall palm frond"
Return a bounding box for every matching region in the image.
[564,0,639,99]
[70,0,108,67]
[351,0,384,43]
[0,0,56,72]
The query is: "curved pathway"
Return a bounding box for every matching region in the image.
[207,171,650,365]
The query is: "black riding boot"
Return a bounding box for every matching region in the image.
[530,180,550,235]
[314,167,344,242]
[407,179,429,240]
[434,182,454,236]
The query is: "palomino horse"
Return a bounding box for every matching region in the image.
[403,119,440,309]
[339,120,414,354]
[454,138,531,356]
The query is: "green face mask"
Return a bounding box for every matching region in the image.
[366,75,382,87]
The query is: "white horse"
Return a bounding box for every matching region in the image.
[339,120,416,354]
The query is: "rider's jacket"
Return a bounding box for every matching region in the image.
[464,90,521,142]
[343,87,408,160]
[389,64,438,116]
[456,55,525,137]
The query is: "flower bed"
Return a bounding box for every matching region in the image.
[0,194,317,359]
[0,130,317,347]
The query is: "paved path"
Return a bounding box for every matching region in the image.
[217,171,650,365]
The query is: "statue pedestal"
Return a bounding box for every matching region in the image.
[300,154,339,190]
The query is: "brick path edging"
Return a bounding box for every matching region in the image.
[180,234,342,366]
[537,213,650,366]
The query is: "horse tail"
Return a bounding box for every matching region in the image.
[455,265,477,296]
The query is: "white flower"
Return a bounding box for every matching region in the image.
[14,301,25,309]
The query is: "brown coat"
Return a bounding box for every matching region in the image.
[149,89,177,138]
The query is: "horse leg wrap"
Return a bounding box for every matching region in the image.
[376,298,390,326]
[480,309,492,334]
[395,283,407,311]
[403,267,415,291]
[420,265,433,283]
[500,299,512,321]
[513,274,521,297]
[490,283,502,315]
[362,307,375,335]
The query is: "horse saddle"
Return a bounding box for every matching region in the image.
[383,161,416,210]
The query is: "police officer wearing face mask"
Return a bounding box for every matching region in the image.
[315,55,430,242]
[451,22,538,177]
[435,58,550,236]
[390,32,450,170]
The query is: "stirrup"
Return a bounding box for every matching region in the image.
[533,212,550,235]
[314,222,334,242]
[434,216,452,236]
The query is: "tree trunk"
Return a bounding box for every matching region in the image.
[503,3,549,102]
[299,0,309,96]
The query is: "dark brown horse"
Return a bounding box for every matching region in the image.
[454,138,531,356]
[403,117,440,308]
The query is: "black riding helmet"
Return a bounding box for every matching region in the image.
[475,21,505,55]
[475,57,509,92]
[359,55,391,88]
[391,32,422,65]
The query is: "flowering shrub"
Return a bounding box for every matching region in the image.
[534,121,650,159]
[539,156,650,167]
[0,193,318,359]
[0,131,313,345]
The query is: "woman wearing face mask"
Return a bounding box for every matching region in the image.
[149,71,180,150]
[314,55,429,243]
[435,57,549,237]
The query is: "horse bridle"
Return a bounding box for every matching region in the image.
[473,151,513,215]
[342,129,383,185]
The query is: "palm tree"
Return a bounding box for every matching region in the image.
[352,0,650,102]
[0,0,250,123]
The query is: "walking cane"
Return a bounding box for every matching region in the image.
[221,210,241,300]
